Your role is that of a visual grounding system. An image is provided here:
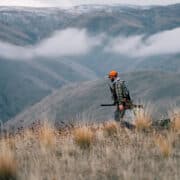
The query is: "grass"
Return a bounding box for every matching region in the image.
[73,126,94,149]
[103,121,118,137]
[39,121,56,149]
[134,107,152,131]
[0,141,17,180]
[0,115,179,180]
[154,135,172,158]
[169,108,180,132]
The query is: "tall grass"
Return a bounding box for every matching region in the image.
[0,118,179,180]
[103,121,118,137]
[0,141,18,180]
[39,121,56,149]
[169,108,180,132]
[154,135,172,158]
[134,106,152,131]
[73,126,94,149]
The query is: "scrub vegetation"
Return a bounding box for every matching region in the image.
[0,109,180,180]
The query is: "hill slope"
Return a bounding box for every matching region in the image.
[0,58,97,122]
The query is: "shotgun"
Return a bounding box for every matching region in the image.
[101,103,143,109]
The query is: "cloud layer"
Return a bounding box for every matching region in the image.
[106,28,180,57]
[0,28,102,60]
[0,27,180,60]
[0,0,180,7]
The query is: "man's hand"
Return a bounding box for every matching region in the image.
[119,104,124,111]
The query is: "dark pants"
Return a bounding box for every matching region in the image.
[114,108,125,122]
[114,108,135,129]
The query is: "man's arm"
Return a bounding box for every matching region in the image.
[108,84,118,105]
[115,81,125,105]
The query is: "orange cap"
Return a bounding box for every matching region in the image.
[108,70,118,78]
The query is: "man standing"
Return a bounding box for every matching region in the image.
[108,70,132,122]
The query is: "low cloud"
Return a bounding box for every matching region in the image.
[105,28,180,57]
[1,27,180,60]
[0,28,102,60]
[34,29,101,57]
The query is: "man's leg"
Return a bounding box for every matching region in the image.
[114,109,125,122]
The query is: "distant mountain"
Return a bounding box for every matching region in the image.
[0,4,180,45]
[5,71,180,131]
[0,4,180,122]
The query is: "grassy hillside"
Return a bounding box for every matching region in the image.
[0,118,180,180]
[1,5,180,45]
[5,71,180,131]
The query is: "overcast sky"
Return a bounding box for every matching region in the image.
[0,0,180,7]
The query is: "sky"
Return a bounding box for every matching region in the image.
[0,0,180,7]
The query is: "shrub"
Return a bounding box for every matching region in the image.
[39,121,56,149]
[170,108,180,132]
[134,108,152,131]
[0,141,18,180]
[154,135,172,158]
[103,121,118,137]
[73,126,94,149]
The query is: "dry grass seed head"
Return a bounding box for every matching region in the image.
[73,126,94,149]
[6,137,16,150]
[103,121,118,137]
[134,108,152,131]
[0,140,18,180]
[154,135,172,158]
[39,121,56,148]
[170,108,180,132]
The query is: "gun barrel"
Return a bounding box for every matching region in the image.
[101,103,143,108]
[101,104,115,107]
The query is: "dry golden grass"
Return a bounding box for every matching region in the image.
[103,121,118,136]
[154,135,172,158]
[0,141,17,180]
[73,126,94,149]
[39,121,56,149]
[170,108,180,132]
[134,108,152,131]
[0,119,179,180]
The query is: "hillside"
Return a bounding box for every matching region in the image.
[1,5,180,45]
[0,58,97,122]
[5,71,180,131]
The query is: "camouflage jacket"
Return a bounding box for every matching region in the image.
[110,77,131,105]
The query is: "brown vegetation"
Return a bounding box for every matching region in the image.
[134,108,152,131]
[0,116,180,180]
[170,108,180,132]
[0,141,17,180]
[103,121,118,136]
[73,126,94,149]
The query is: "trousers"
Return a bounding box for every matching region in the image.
[114,108,125,122]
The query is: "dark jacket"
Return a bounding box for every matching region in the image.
[110,77,131,106]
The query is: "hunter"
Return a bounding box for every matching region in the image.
[108,70,132,122]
